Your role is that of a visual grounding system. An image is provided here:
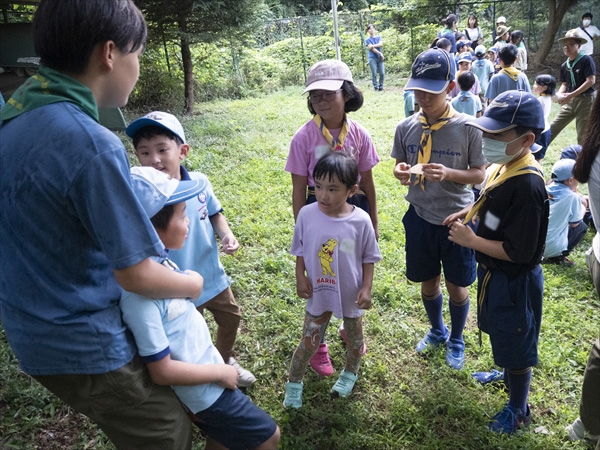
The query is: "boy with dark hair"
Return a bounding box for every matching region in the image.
[486,44,531,102]
[127,111,257,387]
[121,167,280,450]
[0,1,203,448]
[392,47,486,371]
[448,90,549,434]
[451,71,483,117]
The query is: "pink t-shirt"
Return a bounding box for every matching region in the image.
[285,117,380,187]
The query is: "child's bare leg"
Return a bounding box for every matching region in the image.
[205,436,227,450]
[253,426,281,450]
[342,316,364,374]
[289,312,331,381]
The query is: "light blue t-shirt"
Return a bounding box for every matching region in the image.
[544,182,584,258]
[365,35,383,60]
[120,256,225,413]
[471,58,495,95]
[451,90,482,117]
[168,166,230,306]
[486,70,531,100]
[0,101,162,376]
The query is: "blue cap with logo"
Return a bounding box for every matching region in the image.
[466,90,544,133]
[126,111,186,143]
[405,47,456,94]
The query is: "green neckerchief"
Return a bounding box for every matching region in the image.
[0,66,99,122]
[566,51,586,90]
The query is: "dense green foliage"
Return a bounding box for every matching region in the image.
[1,76,598,449]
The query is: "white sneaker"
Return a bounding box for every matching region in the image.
[566,417,600,442]
[227,357,256,387]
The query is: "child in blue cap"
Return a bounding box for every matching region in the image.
[448,90,549,434]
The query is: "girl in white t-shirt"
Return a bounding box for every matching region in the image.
[533,74,557,161]
[464,14,483,47]
[284,59,380,378]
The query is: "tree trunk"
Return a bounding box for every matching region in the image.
[178,6,195,113]
[532,0,578,68]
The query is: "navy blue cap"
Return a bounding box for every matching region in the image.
[405,47,456,94]
[457,53,472,64]
[466,90,545,133]
[560,144,582,160]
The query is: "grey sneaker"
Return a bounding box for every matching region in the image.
[566,417,600,443]
[227,357,256,387]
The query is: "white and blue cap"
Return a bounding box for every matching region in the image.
[130,167,205,218]
[126,111,186,143]
[551,158,575,182]
[466,90,545,133]
[405,47,456,94]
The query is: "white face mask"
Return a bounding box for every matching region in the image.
[482,135,524,164]
[583,19,591,27]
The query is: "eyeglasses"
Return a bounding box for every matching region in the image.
[308,89,342,103]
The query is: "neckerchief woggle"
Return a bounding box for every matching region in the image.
[0,66,99,122]
[463,152,544,224]
[313,114,349,150]
[415,104,455,190]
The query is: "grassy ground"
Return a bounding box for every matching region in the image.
[1,75,598,450]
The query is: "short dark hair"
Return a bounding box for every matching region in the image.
[435,38,452,51]
[313,151,358,189]
[132,125,184,149]
[34,0,147,74]
[510,30,524,44]
[582,12,592,20]
[150,204,175,231]
[534,74,557,96]
[498,44,518,66]
[514,125,543,141]
[366,23,375,32]
[457,71,476,91]
[307,80,364,115]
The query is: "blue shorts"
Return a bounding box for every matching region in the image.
[193,388,277,450]
[477,264,543,368]
[402,205,476,286]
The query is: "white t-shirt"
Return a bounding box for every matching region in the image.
[579,25,600,55]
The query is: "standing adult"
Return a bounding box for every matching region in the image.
[438,14,458,54]
[464,14,483,48]
[579,13,600,56]
[365,24,385,92]
[492,16,507,42]
[0,1,203,448]
[550,29,597,145]
[567,90,600,450]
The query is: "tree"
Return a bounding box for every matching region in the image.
[135,0,265,112]
[532,0,578,68]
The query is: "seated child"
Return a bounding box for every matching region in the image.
[283,151,381,408]
[451,71,483,117]
[543,159,588,267]
[120,167,280,450]
[127,112,256,387]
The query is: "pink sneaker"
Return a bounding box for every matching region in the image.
[338,325,367,355]
[309,343,335,376]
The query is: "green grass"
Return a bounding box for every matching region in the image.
[1,75,599,449]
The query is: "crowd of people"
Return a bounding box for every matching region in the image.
[1,1,599,449]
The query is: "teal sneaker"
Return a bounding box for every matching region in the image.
[445,338,465,369]
[283,381,303,409]
[489,404,531,434]
[415,327,448,354]
[331,370,358,397]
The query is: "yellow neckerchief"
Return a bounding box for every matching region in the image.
[463,152,543,224]
[415,104,456,189]
[501,66,521,81]
[313,114,349,151]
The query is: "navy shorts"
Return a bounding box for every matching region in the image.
[477,264,543,368]
[193,388,277,450]
[402,205,476,286]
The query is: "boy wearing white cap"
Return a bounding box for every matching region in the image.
[542,159,588,266]
[448,90,549,434]
[121,167,280,450]
[127,111,257,387]
[392,47,486,371]
[471,45,495,111]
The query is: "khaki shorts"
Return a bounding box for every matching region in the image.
[33,355,193,450]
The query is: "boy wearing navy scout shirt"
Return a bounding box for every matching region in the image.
[448,90,549,434]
